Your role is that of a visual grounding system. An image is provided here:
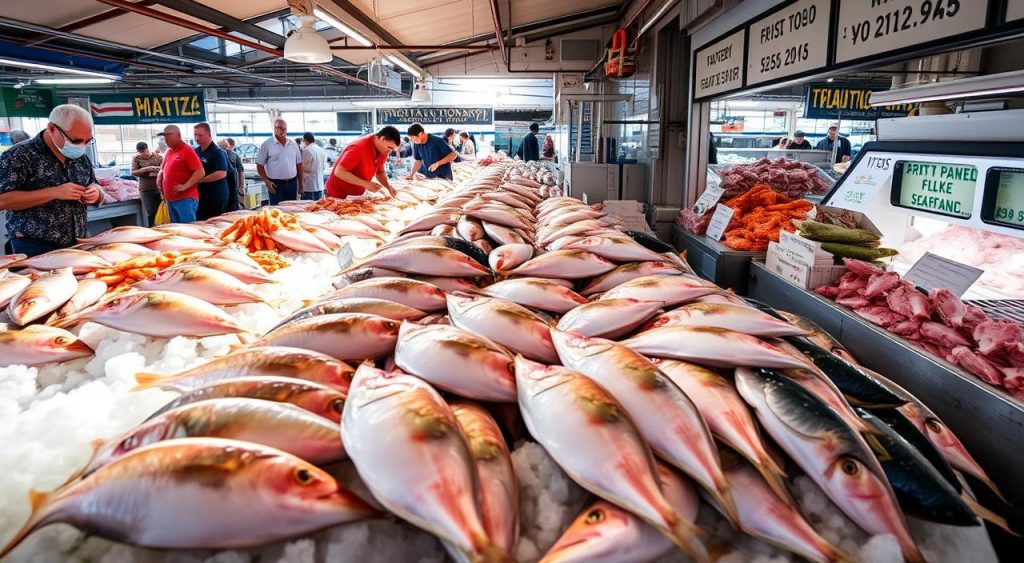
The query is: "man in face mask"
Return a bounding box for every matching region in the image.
[0,104,103,256]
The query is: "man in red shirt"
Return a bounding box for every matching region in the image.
[155,124,204,223]
[325,126,401,198]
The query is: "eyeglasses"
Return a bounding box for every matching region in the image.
[52,124,95,146]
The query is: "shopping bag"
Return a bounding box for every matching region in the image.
[154,201,170,225]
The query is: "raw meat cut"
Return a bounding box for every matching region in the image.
[931,289,967,328]
[853,306,906,327]
[886,285,931,319]
[864,272,901,298]
[973,321,1022,356]
[920,322,971,348]
[843,258,885,277]
[950,347,1005,386]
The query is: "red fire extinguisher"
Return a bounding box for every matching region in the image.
[604,28,637,80]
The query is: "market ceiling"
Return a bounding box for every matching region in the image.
[0,0,622,99]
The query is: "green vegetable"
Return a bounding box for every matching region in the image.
[820,242,898,261]
[796,220,880,244]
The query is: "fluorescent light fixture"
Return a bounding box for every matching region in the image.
[212,101,265,111]
[0,57,121,80]
[387,54,422,79]
[33,77,114,84]
[870,70,1024,106]
[351,100,413,107]
[314,8,372,47]
[284,15,332,64]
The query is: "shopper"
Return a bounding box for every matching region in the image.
[815,126,852,163]
[444,128,463,163]
[327,126,400,198]
[9,130,29,144]
[190,123,229,220]
[459,132,477,161]
[301,132,326,201]
[406,123,457,181]
[325,138,341,164]
[542,134,555,160]
[219,138,245,211]
[400,136,413,158]
[516,122,541,162]
[0,104,103,256]
[156,124,203,223]
[779,130,812,150]
[130,141,164,226]
[256,119,303,204]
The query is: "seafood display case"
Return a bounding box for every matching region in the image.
[673,225,765,294]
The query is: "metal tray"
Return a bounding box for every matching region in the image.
[673,226,764,295]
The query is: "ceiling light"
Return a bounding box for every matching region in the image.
[410,80,431,103]
[869,70,1024,106]
[0,57,121,80]
[351,100,413,107]
[34,78,114,85]
[284,15,333,64]
[212,101,265,111]
[314,8,372,47]
[387,55,422,79]
[827,77,834,83]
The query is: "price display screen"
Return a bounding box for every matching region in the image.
[982,168,1024,230]
[891,160,977,219]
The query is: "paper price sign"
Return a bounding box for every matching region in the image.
[705,204,735,241]
[747,0,831,85]
[692,186,725,216]
[904,252,982,297]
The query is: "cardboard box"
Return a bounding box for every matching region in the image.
[601,200,652,233]
[784,206,883,263]
[766,242,846,289]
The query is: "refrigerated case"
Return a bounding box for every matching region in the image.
[565,162,646,204]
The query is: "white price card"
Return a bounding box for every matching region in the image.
[705,204,735,241]
[904,252,983,297]
[747,0,832,86]
[1008,0,1024,22]
[692,186,725,216]
[834,0,988,64]
[694,30,745,99]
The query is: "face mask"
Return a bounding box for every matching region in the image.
[53,127,87,159]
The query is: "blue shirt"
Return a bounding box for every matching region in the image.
[196,142,229,197]
[413,134,456,180]
[815,135,852,162]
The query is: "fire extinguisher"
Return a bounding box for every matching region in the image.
[604,28,637,80]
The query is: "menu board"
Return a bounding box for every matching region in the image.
[747,0,832,86]
[693,30,745,99]
[892,160,977,219]
[983,168,1024,229]
[834,0,988,64]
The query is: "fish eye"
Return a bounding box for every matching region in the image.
[384,321,397,329]
[330,398,345,413]
[293,467,315,485]
[121,435,138,450]
[585,509,605,524]
[840,458,860,476]
[54,336,70,345]
[925,420,943,434]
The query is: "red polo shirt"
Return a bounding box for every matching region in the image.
[326,134,385,198]
[160,143,202,202]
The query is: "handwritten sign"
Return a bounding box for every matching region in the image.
[694,30,745,99]
[747,0,831,86]
[692,186,725,216]
[376,107,493,126]
[89,91,205,124]
[705,204,735,241]
[904,252,983,297]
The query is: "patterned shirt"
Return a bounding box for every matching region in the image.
[0,132,95,247]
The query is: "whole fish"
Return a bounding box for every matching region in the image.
[442,236,491,267]
[342,365,510,562]
[320,218,387,239]
[482,221,526,245]
[482,192,532,210]
[451,402,519,554]
[0,324,94,367]
[488,243,534,272]
[598,275,718,306]
[134,265,272,306]
[213,246,263,268]
[713,448,845,563]
[133,346,354,393]
[624,231,675,254]
[481,277,587,314]
[395,321,516,402]
[327,277,447,311]
[398,210,461,235]
[0,438,375,558]
[154,223,216,239]
[351,246,491,277]
[8,267,78,325]
[7,248,110,274]
[776,310,858,364]
[580,261,684,296]
[505,250,616,280]
[48,278,108,324]
[735,368,923,563]
[857,409,977,526]
[145,235,221,253]
[651,359,788,499]
[641,303,808,337]
[623,326,810,369]
[269,227,333,253]
[867,405,960,493]
[447,292,558,363]
[273,297,425,331]
[556,298,663,339]
[784,338,906,408]
[466,206,533,231]
[0,253,27,269]
[80,398,345,478]
[413,275,479,294]
[182,257,276,284]
[457,215,486,241]
[500,182,542,203]
[0,272,32,309]
[515,357,708,561]
[537,220,609,246]
[563,235,671,264]
[77,226,172,245]
[332,266,407,289]
[540,461,699,563]
[253,313,400,361]
[540,208,607,227]
[305,225,346,249]
[148,376,347,423]
[71,291,250,338]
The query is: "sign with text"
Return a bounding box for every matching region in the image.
[692,186,725,215]
[747,0,832,86]
[0,87,54,118]
[1008,0,1024,22]
[89,91,205,124]
[376,107,492,126]
[694,30,745,99]
[892,160,977,219]
[987,168,1024,228]
[804,83,914,119]
[904,252,982,297]
[834,0,988,64]
[705,204,735,241]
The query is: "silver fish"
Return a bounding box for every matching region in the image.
[7,248,110,274]
[253,313,400,361]
[598,274,718,305]
[72,290,250,338]
[48,278,108,324]
[447,292,558,363]
[327,277,448,311]
[0,324,94,367]
[8,267,78,325]
[563,235,671,264]
[0,272,32,309]
[641,303,809,337]
[579,261,685,296]
[556,298,664,339]
[352,246,490,277]
[623,326,810,369]
[505,250,616,280]
[481,278,587,314]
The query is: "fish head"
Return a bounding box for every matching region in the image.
[260,455,341,501]
[85,419,175,475]
[23,326,93,356]
[368,316,402,340]
[145,268,186,285]
[823,453,891,505]
[514,355,577,396]
[542,501,639,563]
[450,402,506,462]
[90,292,147,318]
[549,328,615,360]
[349,362,421,407]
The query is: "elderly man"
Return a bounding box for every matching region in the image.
[193,122,229,220]
[219,138,245,211]
[256,118,303,204]
[301,132,326,201]
[815,126,852,163]
[0,104,104,256]
[155,124,204,223]
[404,123,456,181]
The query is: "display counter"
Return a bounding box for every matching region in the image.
[673,224,764,294]
[87,199,143,235]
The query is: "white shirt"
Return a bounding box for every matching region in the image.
[461,139,476,160]
[256,136,302,180]
[301,143,326,193]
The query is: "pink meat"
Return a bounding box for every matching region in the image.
[912,339,953,361]
[1002,367,1024,398]
[838,274,869,293]
[815,284,840,299]
[1005,342,1024,368]
[843,259,885,277]
[889,319,922,338]
[951,346,1006,386]
[854,305,906,327]
[921,321,972,348]
[963,305,989,328]
[864,271,901,298]
[885,285,931,319]
[837,294,872,309]
[931,288,966,328]
[972,320,1023,356]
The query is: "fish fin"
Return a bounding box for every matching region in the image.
[263,297,288,309]
[961,493,1020,536]
[235,332,257,346]
[756,456,792,501]
[667,516,710,563]
[0,489,55,558]
[132,372,166,391]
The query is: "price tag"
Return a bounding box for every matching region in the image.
[694,30,745,99]
[692,186,725,216]
[705,204,735,241]
[336,243,354,270]
[747,0,831,86]
[904,252,983,297]
[834,0,988,64]
[991,169,1024,228]
[1008,0,1024,22]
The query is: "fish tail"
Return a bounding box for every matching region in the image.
[132,372,167,391]
[961,492,1020,536]
[712,480,741,528]
[472,539,514,563]
[0,489,56,559]
[666,515,710,563]
[756,455,792,501]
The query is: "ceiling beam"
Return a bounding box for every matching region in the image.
[23,1,159,46]
[322,0,413,60]
[489,0,508,65]
[151,0,286,48]
[330,45,494,52]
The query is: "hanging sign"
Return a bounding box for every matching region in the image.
[0,87,54,118]
[804,83,914,120]
[834,0,988,64]
[376,107,493,126]
[1008,0,1024,23]
[694,30,745,99]
[89,91,205,124]
[747,0,832,86]
[891,160,978,219]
